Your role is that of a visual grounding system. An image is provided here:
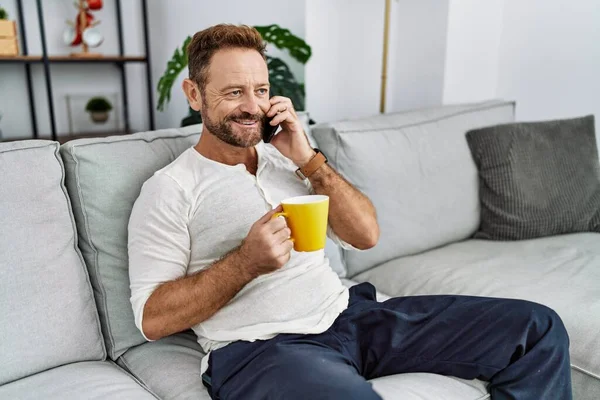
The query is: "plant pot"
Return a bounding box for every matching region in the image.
[89,111,109,123]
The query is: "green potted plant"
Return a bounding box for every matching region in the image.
[85,96,113,123]
[0,7,8,20]
[156,24,311,127]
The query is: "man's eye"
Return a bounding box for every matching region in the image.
[230,90,242,96]
[257,88,268,95]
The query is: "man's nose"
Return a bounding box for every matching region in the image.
[239,93,261,115]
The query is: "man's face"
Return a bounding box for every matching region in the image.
[200,48,270,148]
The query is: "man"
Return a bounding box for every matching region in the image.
[128,24,572,400]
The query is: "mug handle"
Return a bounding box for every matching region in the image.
[272,212,295,242]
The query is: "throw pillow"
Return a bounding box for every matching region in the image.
[466,115,600,240]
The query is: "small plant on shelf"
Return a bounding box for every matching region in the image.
[85,96,113,123]
[0,7,8,20]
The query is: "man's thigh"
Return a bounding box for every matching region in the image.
[207,338,381,400]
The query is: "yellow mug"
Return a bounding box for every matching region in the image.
[273,195,329,252]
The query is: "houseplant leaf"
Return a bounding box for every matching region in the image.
[267,56,305,110]
[254,24,311,64]
[156,36,191,112]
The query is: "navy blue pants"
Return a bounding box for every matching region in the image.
[203,283,571,399]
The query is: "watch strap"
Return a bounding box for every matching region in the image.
[295,150,327,180]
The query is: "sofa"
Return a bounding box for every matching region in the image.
[1,99,598,399]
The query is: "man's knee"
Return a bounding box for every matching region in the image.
[509,299,570,347]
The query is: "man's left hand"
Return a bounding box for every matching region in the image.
[266,96,315,167]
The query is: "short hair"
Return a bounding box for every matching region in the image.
[187,24,267,93]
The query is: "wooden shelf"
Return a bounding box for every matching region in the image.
[0,55,42,62]
[0,55,147,63]
[50,55,147,63]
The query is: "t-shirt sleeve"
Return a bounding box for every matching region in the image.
[128,173,191,341]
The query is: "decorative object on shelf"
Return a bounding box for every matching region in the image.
[0,6,19,56]
[66,92,120,135]
[63,0,104,57]
[156,24,311,127]
[85,96,113,123]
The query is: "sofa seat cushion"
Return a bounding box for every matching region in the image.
[118,330,211,400]
[120,307,488,399]
[0,140,105,385]
[60,127,201,359]
[0,361,157,399]
[311,100,516,277]
[354,233,600,400]
[370,373,489,400]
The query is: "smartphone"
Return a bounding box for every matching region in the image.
[262,116,279,143]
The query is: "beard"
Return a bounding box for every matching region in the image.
[201,106,266,148]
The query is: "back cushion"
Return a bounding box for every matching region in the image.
[60,127,200,359]
[302,112,346,278]
[0,141,105,385]
[311,100,515,277]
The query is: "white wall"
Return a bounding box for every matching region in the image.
[0,0,305,139]
[496,0,600,122]
[305,0,385,123]
[442,0,504,104]
[386,0,449,113]
[444,0,600,126]
[305,0,449,123]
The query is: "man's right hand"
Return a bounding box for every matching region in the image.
[238,205,294,278]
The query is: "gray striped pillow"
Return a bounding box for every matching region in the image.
[466,115,600,240]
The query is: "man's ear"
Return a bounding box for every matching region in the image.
[182,78,203,111]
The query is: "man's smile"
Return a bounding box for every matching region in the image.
[232,120,258,127]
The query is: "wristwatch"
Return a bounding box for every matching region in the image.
[295,148,328,180]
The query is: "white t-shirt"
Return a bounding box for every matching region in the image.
[128,142,353,371]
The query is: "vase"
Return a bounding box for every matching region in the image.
[90,111,109,123]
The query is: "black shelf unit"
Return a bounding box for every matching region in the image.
[0,0,155,141]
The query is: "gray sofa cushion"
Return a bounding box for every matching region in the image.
[466,115,600,240]
[60,127,201,359]
[0,361,157,399]
[119,328,489,400]
[118,331,211,400]
[302,112,346,278]
[0,140,105,385]
[311,100,515,277]
[370,373,489,400]
[354,233,600,400]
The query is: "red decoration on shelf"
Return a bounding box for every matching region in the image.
[63,0,104,57]
[87,0,103,11]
